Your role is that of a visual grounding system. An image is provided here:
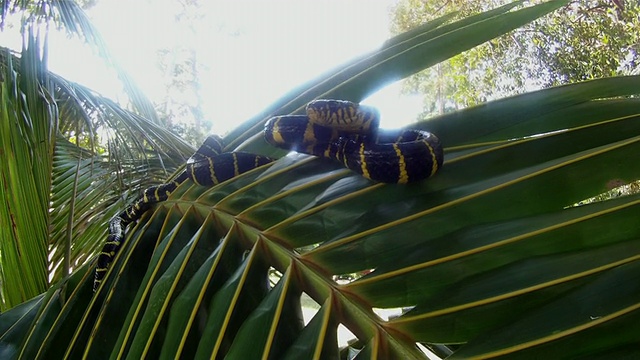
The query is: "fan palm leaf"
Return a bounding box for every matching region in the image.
[10,73,636,359]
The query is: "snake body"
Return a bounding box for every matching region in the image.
[93,137,272,291]
[264,99,443,184]
[94,99,443,292]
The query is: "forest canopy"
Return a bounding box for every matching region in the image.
[390,0,638,117]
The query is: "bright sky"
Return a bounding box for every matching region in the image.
[8,0,425,136]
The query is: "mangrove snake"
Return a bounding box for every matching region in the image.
[93,99,443,292]
[264,99,443,183]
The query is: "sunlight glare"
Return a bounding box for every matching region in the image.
[6,0,425,135]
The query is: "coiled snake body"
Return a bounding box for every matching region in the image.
[93,99,443,291]
[265,99,443,184]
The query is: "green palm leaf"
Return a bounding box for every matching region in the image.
[0,42,193,304]
[0,38,54,308]
[0,17,194,306]
[6,1,640,359]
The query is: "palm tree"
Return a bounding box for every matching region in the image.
[0,0,194,309]
[2,0,640,358]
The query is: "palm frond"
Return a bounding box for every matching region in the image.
[0,33,54,309]
[0,30,193,308]
[68,75,638,359]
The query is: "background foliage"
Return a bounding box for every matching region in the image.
[391,0,639,117]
